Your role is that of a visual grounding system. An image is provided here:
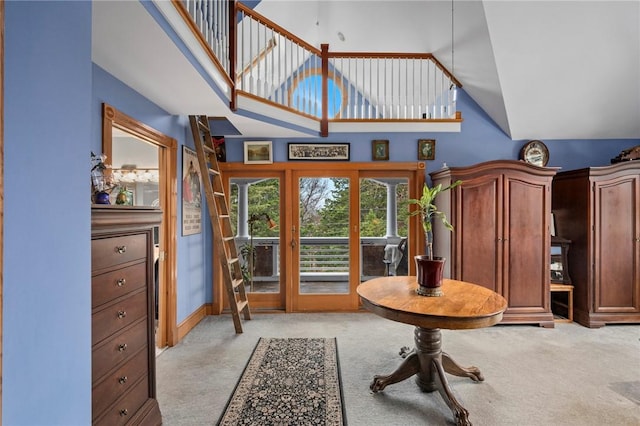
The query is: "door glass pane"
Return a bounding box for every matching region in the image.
[360,178,409,281]
[230,178,280,293]
[299,177,350,294]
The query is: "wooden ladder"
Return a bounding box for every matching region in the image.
[189,115,251,333]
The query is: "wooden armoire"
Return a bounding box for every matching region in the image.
[552,162,640,328]
[430,160,556,327]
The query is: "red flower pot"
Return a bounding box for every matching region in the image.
[415,255,446,297]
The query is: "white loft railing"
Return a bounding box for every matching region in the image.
[175,0,462,134]
[235,3,322,119]
[181,0,231,77]
[328,54,459,120]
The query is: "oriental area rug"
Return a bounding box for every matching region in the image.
[217,337,346,425]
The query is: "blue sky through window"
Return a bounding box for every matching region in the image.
[292,74,342,118]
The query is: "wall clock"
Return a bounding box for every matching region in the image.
[520,140,549,167]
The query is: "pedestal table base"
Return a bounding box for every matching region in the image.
[370,327,483,426]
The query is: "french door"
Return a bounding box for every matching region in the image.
[222,162,424,313]
[291,170,360,311]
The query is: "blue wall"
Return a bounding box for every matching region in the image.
[225,88,637,173]
[4,1,93,424]
[2,1,639,425]
[92,64,212,324]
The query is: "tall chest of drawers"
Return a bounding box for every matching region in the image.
[91,206,162,425]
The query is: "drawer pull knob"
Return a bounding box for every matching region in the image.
[117,310,127,319]
[119,409,129,417]
[115,246,127,254]
[116,278,126,287]
[118,376,128,385]
[118,343,127,352]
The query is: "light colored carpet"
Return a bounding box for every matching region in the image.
[156,312,640,426]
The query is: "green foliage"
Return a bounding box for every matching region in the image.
[408,180,462,259]
[230,176,410,240]
[230,179,280,236]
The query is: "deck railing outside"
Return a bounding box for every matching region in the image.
[238,237,401,281]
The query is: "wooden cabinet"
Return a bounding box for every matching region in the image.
[430,160,556,327]
[552,162,640,328]
[92,206,162,425]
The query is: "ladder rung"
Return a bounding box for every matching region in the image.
[214,191,225,197]
[203,145,215,154]
[223,236,235,242]
[208,168,220,176]
[228,257,240,265]
[236,300,249,312]
[232,278,245,289]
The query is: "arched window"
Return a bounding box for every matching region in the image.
[290,70,344,118]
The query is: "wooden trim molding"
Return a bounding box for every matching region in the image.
[176,304,211,341]
[102,103,179,347]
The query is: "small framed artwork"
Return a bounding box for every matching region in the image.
[418,139,436,160]
[244,141,273,164]
[372,140,389,161]
[288,143,350,161]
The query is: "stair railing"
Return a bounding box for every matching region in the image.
[174,0,462,135]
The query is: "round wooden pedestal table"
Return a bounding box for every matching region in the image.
[357,277,507,426]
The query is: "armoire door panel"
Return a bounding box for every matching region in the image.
[457,177,501,293]
[505,179,547,308]
[595,178,639,312]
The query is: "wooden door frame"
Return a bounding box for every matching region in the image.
[221,171,287,312]
[220,161,425,312]
[102,103,179,346]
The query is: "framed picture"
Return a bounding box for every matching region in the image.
[288,143,350,161]
[244,141,273,164]
[182,146,202,236]
[372,140,389,161]
[418,139,436,160]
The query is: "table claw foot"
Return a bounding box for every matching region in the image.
[442,352,484,382]
[399,346,413,358]
[453,406,471,426]
[370,351,420,393]
[370,375,389,392]
[431,358,473,426]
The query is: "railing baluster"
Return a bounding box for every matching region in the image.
[419,59,423,119]
[263,24,268,98]
[237,9,242,86]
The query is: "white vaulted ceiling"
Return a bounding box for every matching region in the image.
[93,0,640,140]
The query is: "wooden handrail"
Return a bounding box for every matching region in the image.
[236,2,321,56]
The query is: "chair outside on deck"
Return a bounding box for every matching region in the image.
[382,238,408,276]
[395,238,408,275]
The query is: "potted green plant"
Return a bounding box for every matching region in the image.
[409,179,461,296]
